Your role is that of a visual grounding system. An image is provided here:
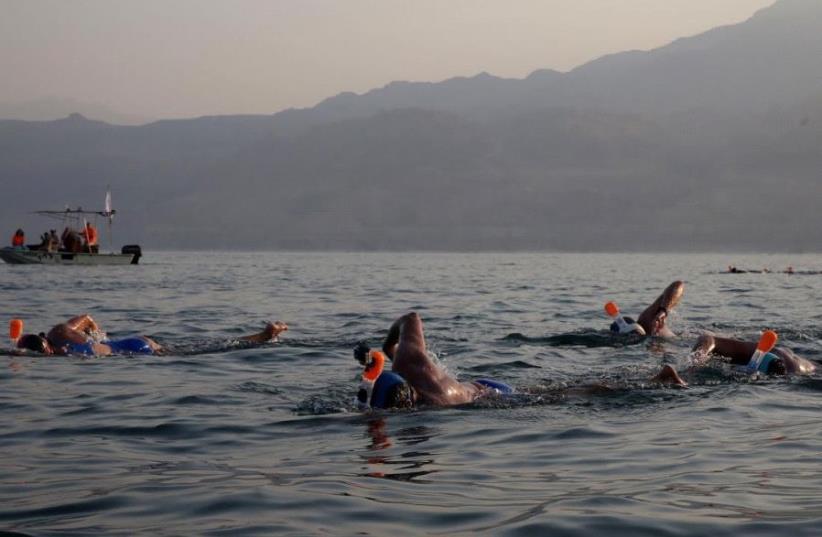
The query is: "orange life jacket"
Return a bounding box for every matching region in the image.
[12,233,24,247]
[83,226,99,246]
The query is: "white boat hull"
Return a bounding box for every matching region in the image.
[0,248,137,265]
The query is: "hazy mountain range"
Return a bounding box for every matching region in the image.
[2,0,822,252]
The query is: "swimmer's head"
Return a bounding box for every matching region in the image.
[384,382,416,409]
[17,333,53,355]
[354,342,371,365]
[758,352,787,375]
[767,359,787,376]
[610,316,637,334]
[764,356,787,376]
[370,371,416,409]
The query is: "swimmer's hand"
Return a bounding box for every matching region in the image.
[88,330,107,343]
[686,349,711,367]
[650,309,668,335]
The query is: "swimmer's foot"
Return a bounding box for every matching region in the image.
[652,364,688,388]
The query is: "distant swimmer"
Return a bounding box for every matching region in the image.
[14,314,288,356]
[724,265,770,274]
[608,281,684,338]
[355,312,513,409]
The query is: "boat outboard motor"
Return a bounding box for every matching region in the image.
[121,244,142,265]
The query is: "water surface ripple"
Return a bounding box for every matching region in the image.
[3,252,822,536]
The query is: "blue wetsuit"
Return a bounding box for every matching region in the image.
[65,341,95,355]
[65,337,154,356]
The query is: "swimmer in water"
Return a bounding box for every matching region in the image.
[691,334,815,375]
[616,281,684,338]
[358,311,695,408]
[651,333,816,387]
[16,314,288,356]
[379,312,508,407]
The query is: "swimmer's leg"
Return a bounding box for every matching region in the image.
[239,321,288,343]
[637,281,684,336]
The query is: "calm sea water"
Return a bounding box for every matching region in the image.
[3,252,822,536]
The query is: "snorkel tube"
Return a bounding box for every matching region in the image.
[746,330,778,373]
[355,347,386,411]
[604,302,646,336]
[9,319,23,345]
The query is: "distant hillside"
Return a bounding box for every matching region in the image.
[2,0,822,252]
[0,98,154,125]
[272,0,822,126]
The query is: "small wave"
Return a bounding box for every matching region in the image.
[502,330,643,348]
[234,381,283,395]
[467,360,541,372]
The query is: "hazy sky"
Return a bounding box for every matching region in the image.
[1,0,775,119]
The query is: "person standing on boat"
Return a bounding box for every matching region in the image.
[47,229,59,252]
[61,227,83,252]
[82,222,99,253]
[11,229,25,249]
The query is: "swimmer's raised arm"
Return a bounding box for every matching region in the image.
[383,312,427,361]
[239,321,288,343]
[382,316,402,360]
[637,281,684,337]
[65,314,101,334]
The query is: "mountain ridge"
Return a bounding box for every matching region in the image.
[2,0,822,252]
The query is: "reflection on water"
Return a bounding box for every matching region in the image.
[362,418,438,482]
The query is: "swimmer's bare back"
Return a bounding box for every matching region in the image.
[383,312,481,406]
[47,314,162,356]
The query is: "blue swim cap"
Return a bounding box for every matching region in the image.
[757,352,780,374]
[370,372,412,409]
